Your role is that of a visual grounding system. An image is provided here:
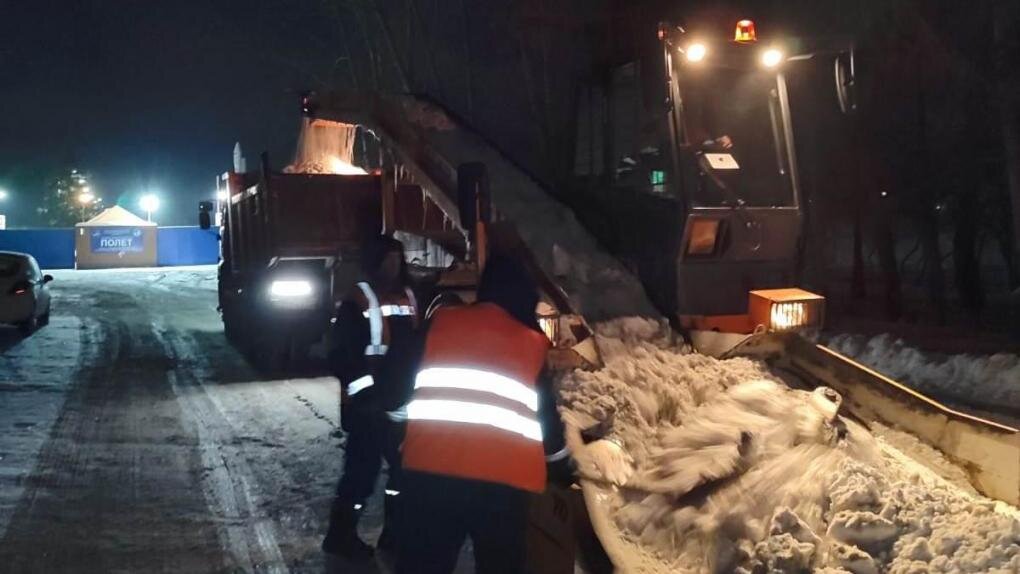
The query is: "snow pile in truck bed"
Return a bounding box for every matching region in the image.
[560,319,1020,573]
[827,333,1020,413]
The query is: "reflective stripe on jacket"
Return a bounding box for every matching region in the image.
[344,282,417,398]
[401,303,550,493]
[356,282,417,357]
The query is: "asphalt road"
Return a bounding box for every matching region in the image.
[0,267,410,573]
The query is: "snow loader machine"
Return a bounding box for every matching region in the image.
[564,14,1018,524]
[215,15,1015,569]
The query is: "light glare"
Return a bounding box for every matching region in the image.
[770,302,807,331]
[270,279,313,298]
[139,194,160,213]
[328,156,368,175]
[685,43,707,62]
[762,48,784,68]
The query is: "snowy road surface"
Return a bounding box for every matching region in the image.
[0,267,448,573]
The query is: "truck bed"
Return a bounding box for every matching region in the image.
[224,173,381,272]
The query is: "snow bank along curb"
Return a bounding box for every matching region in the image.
[560,318,1020,573]
[827,333,1020,415]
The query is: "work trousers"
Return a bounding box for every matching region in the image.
[335,405,405,507]
[397,471,529,574]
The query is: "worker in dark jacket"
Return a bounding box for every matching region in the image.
[322,235,419,560]
[396,255,570,574]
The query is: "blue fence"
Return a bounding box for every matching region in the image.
[0,229,76,269]
[0,226,219,269]
[157,227,220,266]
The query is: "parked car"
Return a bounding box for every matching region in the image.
[0,251,52,334]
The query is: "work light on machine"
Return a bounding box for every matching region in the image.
[683,42,708,63]
[749,289,825,333]
[761,48,785,68]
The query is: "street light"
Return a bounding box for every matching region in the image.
[139,194,160,222]
[77,192,95,222]
[0,189,8,230]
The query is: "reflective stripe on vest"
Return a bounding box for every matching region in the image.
[407,367,542,441]
[401,303,550,493]
[356,283,417,357]
[406,399,542,441]
[365,304,416,318]
[414,367,539,411]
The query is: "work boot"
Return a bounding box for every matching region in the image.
[322,503,374,560]
[376,491,401,554]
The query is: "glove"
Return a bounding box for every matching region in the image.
[547,455,578,488]
[575,439,634,487]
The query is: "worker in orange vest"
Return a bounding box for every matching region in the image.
[322,235,419,560]
[396,255,571,574]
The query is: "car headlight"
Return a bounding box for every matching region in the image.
[270,279,313,299]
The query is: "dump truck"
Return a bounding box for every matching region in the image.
[199,142,477,370]
[200,128,597,371]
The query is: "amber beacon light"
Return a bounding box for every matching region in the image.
[734,19,757,42]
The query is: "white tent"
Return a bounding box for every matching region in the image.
[76,205,156,228]
[74,205,158,269]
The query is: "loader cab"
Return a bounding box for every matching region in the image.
[672,53,799,209]
[571,20,852,319]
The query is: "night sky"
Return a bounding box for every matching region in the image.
[0,1,337,226]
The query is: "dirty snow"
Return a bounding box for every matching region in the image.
[561,319,1020,573]
[827,333,1020,415]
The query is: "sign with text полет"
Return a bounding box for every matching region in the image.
[90,227,145,253]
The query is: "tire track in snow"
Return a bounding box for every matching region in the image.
[156,323,289,574]
[0,315,96,541]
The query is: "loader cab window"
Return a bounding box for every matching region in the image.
[679,69,795,207]
[607,63,669,191]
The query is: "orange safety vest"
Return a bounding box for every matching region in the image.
[402,303,551,493]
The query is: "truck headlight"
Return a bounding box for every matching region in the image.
[270,279,313,299]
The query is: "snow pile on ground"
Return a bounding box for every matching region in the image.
[827,333,1020,412]
[560,319,1020,573]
